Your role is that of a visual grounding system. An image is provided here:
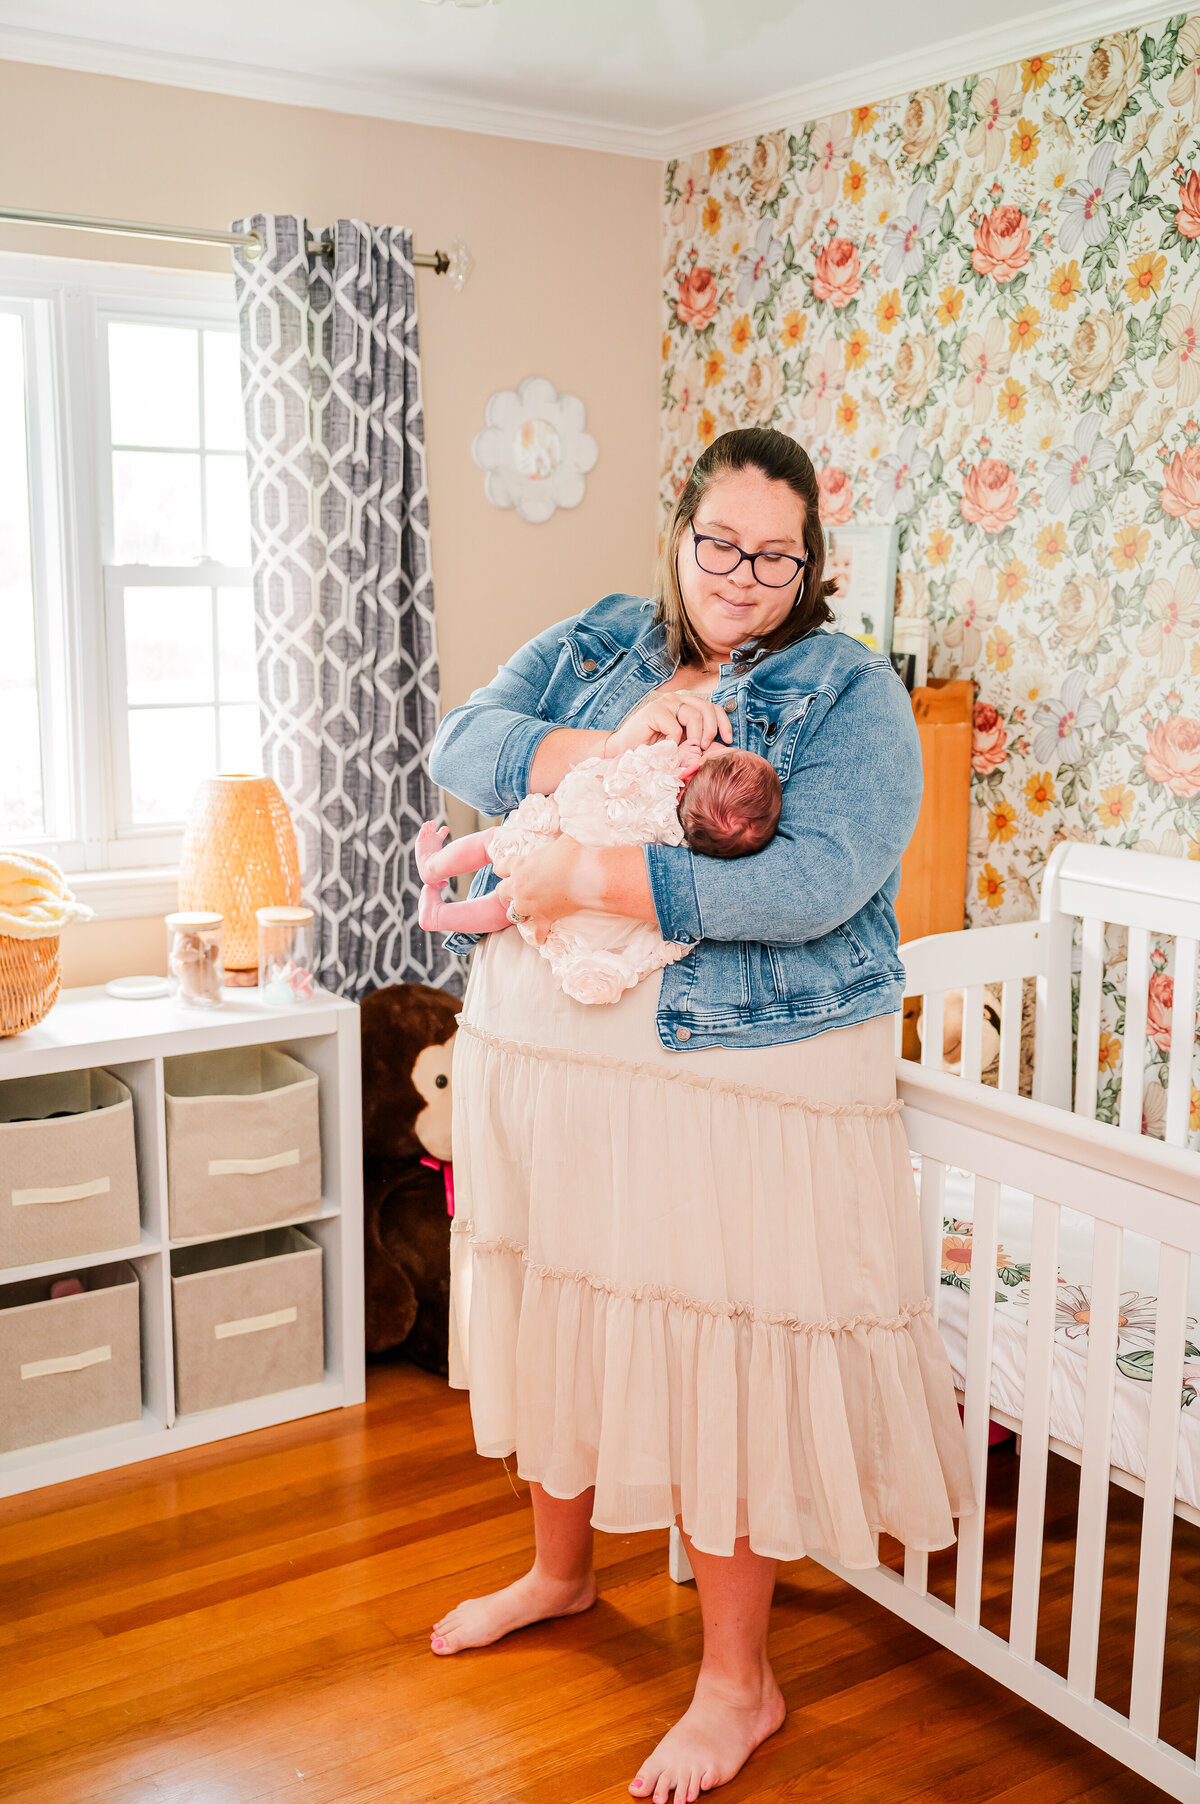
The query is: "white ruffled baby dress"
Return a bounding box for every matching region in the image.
[487,739,694,1006]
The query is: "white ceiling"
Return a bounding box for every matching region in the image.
[0,0,1173,156]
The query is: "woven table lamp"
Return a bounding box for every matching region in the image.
[178,775,302,986]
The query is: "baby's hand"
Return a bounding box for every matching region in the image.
[677,738,704,782]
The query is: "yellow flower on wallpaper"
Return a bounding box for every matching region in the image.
[844,328,869,370]
[843,160,868,203]
[937,286,964,326]
[708,146,730,175]
[876,289,902,333]
[1025,772,1055,814]
[1098,1031,1122,1073]
[662,331,671,362]
[780,310,806,349]
[1021,52,1054,89]
[1191,1084,1200,1133]
[850,103,878,135]
[1112,523,1150,570]
[1126,252,1167,303]
[928,526,953,565]
[1098,785,1135,827]
[1010,117,1040,165]
[730,314,752,354]
[836,393,859,431]
[988,799,1018,842]
[998,558,1029,602]
[998,378,1027,423]
[1049,260,1083,310]
[1009,305,1041,353]
[987,627,1015,671]
[704,348,725,386]
[977,864,1005,908]
[702,195,722,236]
[697,407,716,446]
[1036,522,1068,566]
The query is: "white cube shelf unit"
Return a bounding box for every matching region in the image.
[0,985,364,1498]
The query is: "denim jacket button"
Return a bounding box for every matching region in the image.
[581,658,598,672]
[675,1025,691,1041]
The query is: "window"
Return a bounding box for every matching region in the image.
[0,256,260,892]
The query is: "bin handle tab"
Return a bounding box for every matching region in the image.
[207,1149,300,1177]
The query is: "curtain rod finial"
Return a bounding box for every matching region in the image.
[447,234,474,293]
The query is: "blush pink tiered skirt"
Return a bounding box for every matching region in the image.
[448,924,975,1566]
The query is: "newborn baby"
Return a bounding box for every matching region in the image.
[417,738,781,1005]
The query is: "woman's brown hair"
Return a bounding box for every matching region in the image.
[653,427,837,670]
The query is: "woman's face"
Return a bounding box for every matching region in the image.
[676,467,808,665]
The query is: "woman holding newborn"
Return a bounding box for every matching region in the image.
[427,427,973,1802]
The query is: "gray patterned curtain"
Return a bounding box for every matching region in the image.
[231,214,462,1000]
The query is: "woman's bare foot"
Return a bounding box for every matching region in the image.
[430,1566,597,1655]
[628,1666,786,1801]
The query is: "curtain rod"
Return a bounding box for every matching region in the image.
[0,206,452,271]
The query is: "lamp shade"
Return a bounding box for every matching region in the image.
[178,775,302,982]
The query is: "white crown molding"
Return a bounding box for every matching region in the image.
[0,0,1182,165]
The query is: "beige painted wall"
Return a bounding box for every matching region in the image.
[0,58,662,988]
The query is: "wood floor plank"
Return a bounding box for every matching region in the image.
[0,1365,1181,1804]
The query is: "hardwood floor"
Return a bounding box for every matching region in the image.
[0,1365,1184,1803]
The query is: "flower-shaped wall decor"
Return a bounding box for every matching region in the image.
[472,378,598,523]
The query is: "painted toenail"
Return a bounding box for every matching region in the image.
[432,1637,444,1649]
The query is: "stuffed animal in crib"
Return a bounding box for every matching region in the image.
[360,981,460,1376]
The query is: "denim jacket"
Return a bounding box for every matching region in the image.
[428,592,923,1051]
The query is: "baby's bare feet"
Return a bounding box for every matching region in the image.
[430,1567,596,1655]
[628,1667,786,1801]
[415,821,451,885]
[418,882,447,932]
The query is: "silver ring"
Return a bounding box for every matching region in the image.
[506,900,527,925]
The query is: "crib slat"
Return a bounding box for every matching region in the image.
[955,1174,1000,1629]
[1009,1194,1061,1663]
[1067,1217,1123,1698]
[1130,1242,1189,1740]
[922,991,945,1069]
[1165,936,1198,1147]
[1120,927,1151,1136]
[905,1155,948,1597]
[1074,916,1105,1121]
[961,984,986,1083]
[998,978,1022,1095]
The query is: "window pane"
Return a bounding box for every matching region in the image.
[113,451,202,563]
[124,588,214,706]
[0,312,45,837]
[128,706,215,824]
[217,587,257,702]
[108,322,199,448]
[203,330,244,451]
[205,455,251,564]
[218,704,263,775]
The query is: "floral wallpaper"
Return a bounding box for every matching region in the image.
[660,14,1200,1132]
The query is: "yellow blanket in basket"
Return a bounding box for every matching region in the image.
[0,852,93,939]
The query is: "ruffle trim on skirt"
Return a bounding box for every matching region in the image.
[449,1227,977,1568]
[454,1020,906,1120]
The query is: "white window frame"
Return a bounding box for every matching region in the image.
[0,251,252,917]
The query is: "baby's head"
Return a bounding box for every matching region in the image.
[677,745,782,859]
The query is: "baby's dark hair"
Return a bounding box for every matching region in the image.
[678,750,782,859]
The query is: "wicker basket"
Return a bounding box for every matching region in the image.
[0,935,61,1038]
[178,776,301,983]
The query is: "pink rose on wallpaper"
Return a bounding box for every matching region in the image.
[1177,171,1200,241]
[817,464,854,524]
[1146,972,1175,1052]
[971,205,1032,283]
[676,267,718,330]
[1145,715,1200,796]
[960,458,1019,532]
[812,238,862,308]
[972,702,1008,774]
[1161,449,1200,527]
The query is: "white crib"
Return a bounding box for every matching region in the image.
[669,841,1200,1800]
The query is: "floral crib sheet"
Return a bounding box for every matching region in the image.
[918,1159,1200,1512]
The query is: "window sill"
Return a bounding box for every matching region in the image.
[66,867,179,923]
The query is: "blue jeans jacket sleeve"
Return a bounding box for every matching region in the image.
[644,664,923,946]
[428,611,583,818]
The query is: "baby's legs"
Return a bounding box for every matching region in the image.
[415,821,496,885]
[418,886,513,934]
[416,820,510,934]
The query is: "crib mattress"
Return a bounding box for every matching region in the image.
[919,1159,1200,1513]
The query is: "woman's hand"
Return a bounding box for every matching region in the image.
[495,834,591,947]
[603,690,732,761]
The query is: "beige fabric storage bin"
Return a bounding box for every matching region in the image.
[164,1047,321,1241]
[0,1069,141,1271]
[0,1261,142,1453]
[171,1226,324,1415]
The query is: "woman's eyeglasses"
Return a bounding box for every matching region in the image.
[690,520,808,590]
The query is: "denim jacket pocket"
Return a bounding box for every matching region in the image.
[536,624,627,722]
[742,694,813,782]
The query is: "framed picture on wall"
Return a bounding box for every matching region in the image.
[824,522,899,655]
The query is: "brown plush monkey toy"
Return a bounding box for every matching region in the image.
[360,982,460,1375]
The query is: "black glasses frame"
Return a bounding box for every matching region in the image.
[689,520,809,590]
